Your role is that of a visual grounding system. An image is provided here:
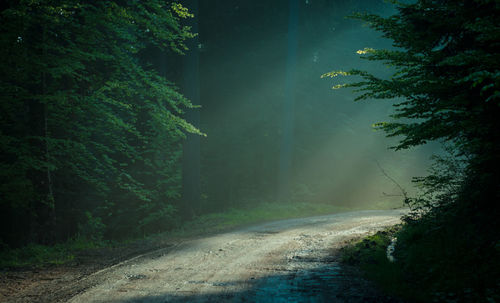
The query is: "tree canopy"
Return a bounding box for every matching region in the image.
[323,0,499,210]
[324,0,499,151]
[323,1,500,299]
[0,0,199,246]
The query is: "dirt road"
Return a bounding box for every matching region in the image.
[66,210,404,302]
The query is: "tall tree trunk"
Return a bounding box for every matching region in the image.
[29,26,56,244]
[278,0,299,201]
[28,99,56,244]
[181,0,201,218]
[43,97,56,241]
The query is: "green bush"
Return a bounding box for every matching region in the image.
[0,243,74,268]
[394,214,500,303]
[341,223,500,303]
[78,212,106,242]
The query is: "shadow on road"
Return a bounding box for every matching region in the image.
[106,262,402,303]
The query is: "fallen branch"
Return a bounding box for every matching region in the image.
[374,160,408,200]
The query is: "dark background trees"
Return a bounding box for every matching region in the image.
[1,0,437,251]
[0,0,197,246]
[1,0,497,300]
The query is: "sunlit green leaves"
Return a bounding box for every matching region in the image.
[171,3,194,19]
[325,0,500,154]
[0,0,199,243]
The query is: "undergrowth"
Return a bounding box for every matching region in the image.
[0,237,105,268]
[341,220,500,303]
[0,201,372,269]
[341,227,407,299]
[172,202,356,236]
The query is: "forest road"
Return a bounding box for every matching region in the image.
[68,209,405,303]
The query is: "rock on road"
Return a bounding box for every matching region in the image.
[68,210,405,303]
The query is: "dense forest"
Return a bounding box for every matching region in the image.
[0,0,201,247]
[1,0,499,301]
[2,0,428,248]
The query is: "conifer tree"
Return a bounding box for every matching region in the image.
[323,0,500,212]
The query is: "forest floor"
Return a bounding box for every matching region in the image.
[1,209,405,303]
[0,237,177,302]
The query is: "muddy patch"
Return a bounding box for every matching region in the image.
[249,250,401,303]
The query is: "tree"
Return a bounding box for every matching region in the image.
[0,1,200,245]
[323,1,499,299]
[323,0,500,211]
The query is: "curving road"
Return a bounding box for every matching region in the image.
[68,210,404,303]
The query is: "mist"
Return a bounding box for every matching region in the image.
[195,0,437,211]
[3,1,497,301]
[0,0,440,245]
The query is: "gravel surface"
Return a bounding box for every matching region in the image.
[63,209,405,303]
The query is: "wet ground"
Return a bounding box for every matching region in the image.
[65,210,404,303]
[248,250,400,303]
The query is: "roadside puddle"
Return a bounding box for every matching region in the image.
[250,261,343,302]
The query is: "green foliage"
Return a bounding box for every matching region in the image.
[341,225,500,303]
[392,151,500,301]
[138,204,177,234]
[177,202,351,236]
[402,146,466,218]
[78,212,106,242]
[340,228,427,302]
[340,230,405,299]
[395,215,500,302]
[341,231,393,265]
[323,0,500,154]
[1,201,348,268]
[326,1,500,301]
[0,0,199,246]
[0,243,75,268]
[322,0,500,248]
